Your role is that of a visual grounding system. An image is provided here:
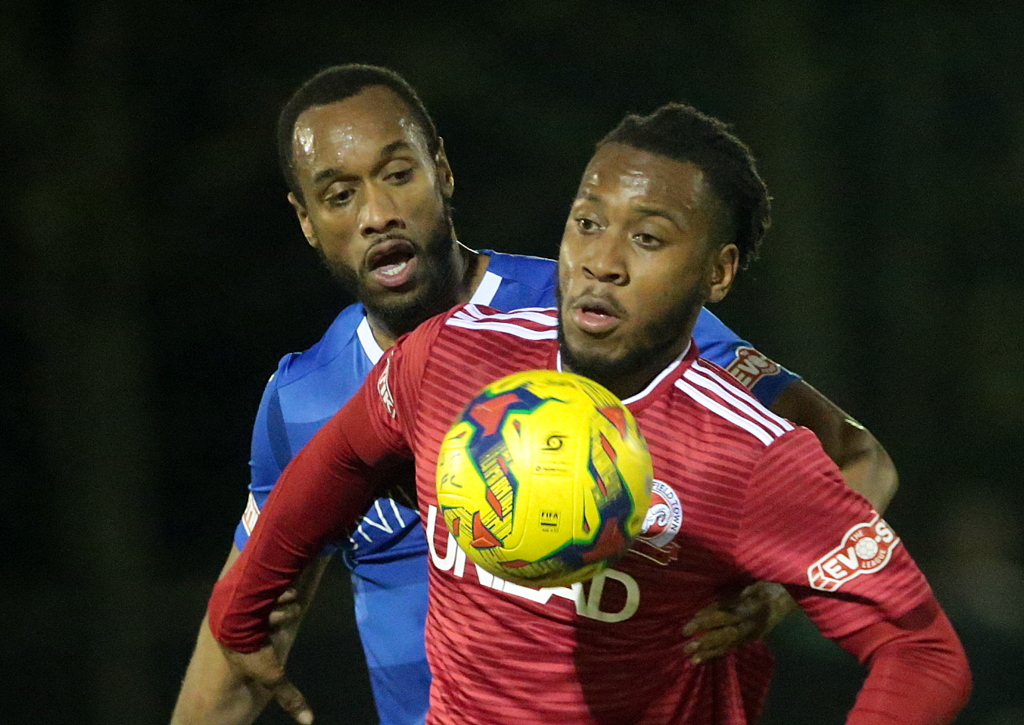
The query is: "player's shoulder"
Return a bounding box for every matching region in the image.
[444,303,559,339]
[481,249,556,284]
[398,304,556,372]
[693,306,733,336]
[272,302,367,387]
[475,249,557,307]
[671,356,797,450]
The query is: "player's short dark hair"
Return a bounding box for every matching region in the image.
[277,64,441,202]
[598,103,771,268]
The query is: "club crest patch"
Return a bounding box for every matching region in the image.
[808,514,900,592]
[640,480,683,546]
[726,347,781,389]
[630,480,683,564]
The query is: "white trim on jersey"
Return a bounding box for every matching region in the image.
[684,362,794,437]
[454,304,558,326]
[447,318,558,340]
[241,492,260,536]
[472,306,555,314]
[356,316,385,365]
[622,343,691,405]
[674,375,789,446]
[468,270,502,306]
[555,342,692,406]
[447,305,558,340]
[349,497,410,546]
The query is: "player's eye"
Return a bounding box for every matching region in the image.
[387,167,414,184]
[634,232,662,248]
[575,217,600,233]
[327,188,355,207]
[380,159,415,185]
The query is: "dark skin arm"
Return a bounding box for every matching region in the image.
[684,379,899,663]
[770,380,898,512]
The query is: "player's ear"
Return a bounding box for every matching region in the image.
[288,192,320,249]
[435,138,454,199]
[706,243,739,303]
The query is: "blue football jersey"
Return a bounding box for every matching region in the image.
[235,249,800,725]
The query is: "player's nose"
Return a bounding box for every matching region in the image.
[360,183,404,237]
[580,234,628,285]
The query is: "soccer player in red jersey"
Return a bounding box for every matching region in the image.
[172,66,906,725]
[207,104,970,724]
[174,66,903,725]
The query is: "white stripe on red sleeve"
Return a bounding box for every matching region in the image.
[674,378,777,445]
[685,364,794,436]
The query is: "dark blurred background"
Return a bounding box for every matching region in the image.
[2,2,1022,723]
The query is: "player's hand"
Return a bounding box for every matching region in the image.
[682,582,797,664]
[268,587,302,629]
[220,643,314,725]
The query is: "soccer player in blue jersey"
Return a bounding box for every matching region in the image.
[171,65,898,725]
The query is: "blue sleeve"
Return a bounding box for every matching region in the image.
[692,308,802,407]
[233,364,293,550]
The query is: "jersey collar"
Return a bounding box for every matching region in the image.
[468,270,502,306]
[356,315,384,365]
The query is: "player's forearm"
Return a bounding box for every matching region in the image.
[837,599,971,725]
[170,615,271,725]
[173,546,268,725]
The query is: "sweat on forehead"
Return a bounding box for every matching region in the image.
[289,89,433,172]
[277,65,441,200]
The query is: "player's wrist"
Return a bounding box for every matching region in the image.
[764,583,798,630]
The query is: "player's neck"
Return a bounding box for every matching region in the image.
[562,337,693,401]
[566,365,661,402]
[458,242,491,303]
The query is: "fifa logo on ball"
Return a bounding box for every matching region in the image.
[539,510,560,532]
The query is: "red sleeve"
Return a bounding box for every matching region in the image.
[734,428,932,637]
[732,429,970,723]
[206,315,444,652]
[839,597,972,725]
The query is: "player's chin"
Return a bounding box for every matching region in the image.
[564,323,627,354]
[361,272,425,303]
[562,337,630,378]
[363,276,443,322]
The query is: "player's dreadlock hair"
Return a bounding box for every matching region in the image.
[598,103,771,268]
[277,64,440,202]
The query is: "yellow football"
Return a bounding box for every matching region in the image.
[436,369,652,588]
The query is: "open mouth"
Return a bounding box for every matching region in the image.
[366,237,418,288]
[571,295,624,334]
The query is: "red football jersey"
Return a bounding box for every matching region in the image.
[351,304,933,725]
